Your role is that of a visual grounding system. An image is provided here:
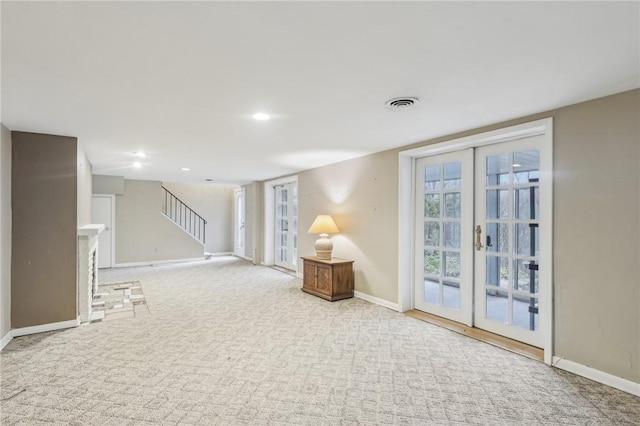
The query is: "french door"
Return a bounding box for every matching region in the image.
[414,150,473,325]
[415,135,550,348]
[274,183,298,271]
[234,189,245,257]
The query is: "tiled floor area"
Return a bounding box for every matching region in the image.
[90,281,150,322]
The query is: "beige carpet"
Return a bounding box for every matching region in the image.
[1,256,639,425]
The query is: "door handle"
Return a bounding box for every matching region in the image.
[475,225,484,251]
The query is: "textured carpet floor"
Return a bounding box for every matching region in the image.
[1,256,639,425]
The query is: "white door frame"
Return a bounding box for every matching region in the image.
[92,194,116,268]
[234,189,246,258]
[398,117,553,365]
[263,175,298,266]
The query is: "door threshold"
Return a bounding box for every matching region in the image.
[269,265,298,277]
[405,310,543,362]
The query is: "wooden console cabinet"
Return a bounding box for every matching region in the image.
[301,256,354,301]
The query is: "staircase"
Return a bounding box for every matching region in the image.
[161,186,207,245]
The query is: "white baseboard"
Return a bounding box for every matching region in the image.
[0,330,13,351]
[354,291,399,312]
[11,317,80,338]
[296,272,303,279]
[232,254,253,261]
[209,252,233,257]
[113,257,205,268]
[552,356,640,397]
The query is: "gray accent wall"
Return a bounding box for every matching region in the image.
[11,132,78,328]
[114,180,205,264]
[1,124,12,340]
[262,89,639,384]
[162,182,236,254]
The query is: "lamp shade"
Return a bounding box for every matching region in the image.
[307,215,340,234]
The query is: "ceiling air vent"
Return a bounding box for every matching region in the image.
[385,97,419,110]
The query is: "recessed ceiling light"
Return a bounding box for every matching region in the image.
[181,167,191,171]
[252,113,271,121]
[133,151,147,157]
[133,162,142,168]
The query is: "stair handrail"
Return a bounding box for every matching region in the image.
[161,186,207,245]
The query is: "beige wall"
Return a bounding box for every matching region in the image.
[115,179,204,264]
[162,182,236,254]
[553,89,639,382]
[298,150,399,302]
[11,131,78,328]
[77,144,93,227]
[256,89,640,383]
[0,124,12,340]
[93,174,124,195]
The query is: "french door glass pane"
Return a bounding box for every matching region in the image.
[443,222,460,248]
[444,193,461,218]
[513,150,540,184]
[486,154,510,185]
[513,259,538,293]
[486,256,509,288]
[486,189,509,219]
[486,290,508,323]
[425,194,440,218]
[424,249,440,275]
[442,280,460,309]
[513,295,538,331]
[424,278,439,304]
[425,165,441,190]
[514,224,539,256]
[444,252,460,278]
[514,187,539,220]
[443,162,461,189]
[486,222,508,253]
[424,222,440,247]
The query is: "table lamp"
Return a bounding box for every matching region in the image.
[307,215,340,260]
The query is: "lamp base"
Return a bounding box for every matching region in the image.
[314,233,333,260]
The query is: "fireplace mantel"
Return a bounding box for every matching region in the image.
[78,224,105,237]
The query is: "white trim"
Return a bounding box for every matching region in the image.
[233,254,253,261]
[1,330,13,351]
[209,252,233,257]
[113,256,205,268]
[398,154,414,312]
[400,120,549,159]
[354,291,399,312]
[233,188,246,257]
[12,318,80,338]
[552,356,640,397]
[296,272,303,279]
[263,175,298,266]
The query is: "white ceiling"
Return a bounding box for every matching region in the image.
[2,1,639,184]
